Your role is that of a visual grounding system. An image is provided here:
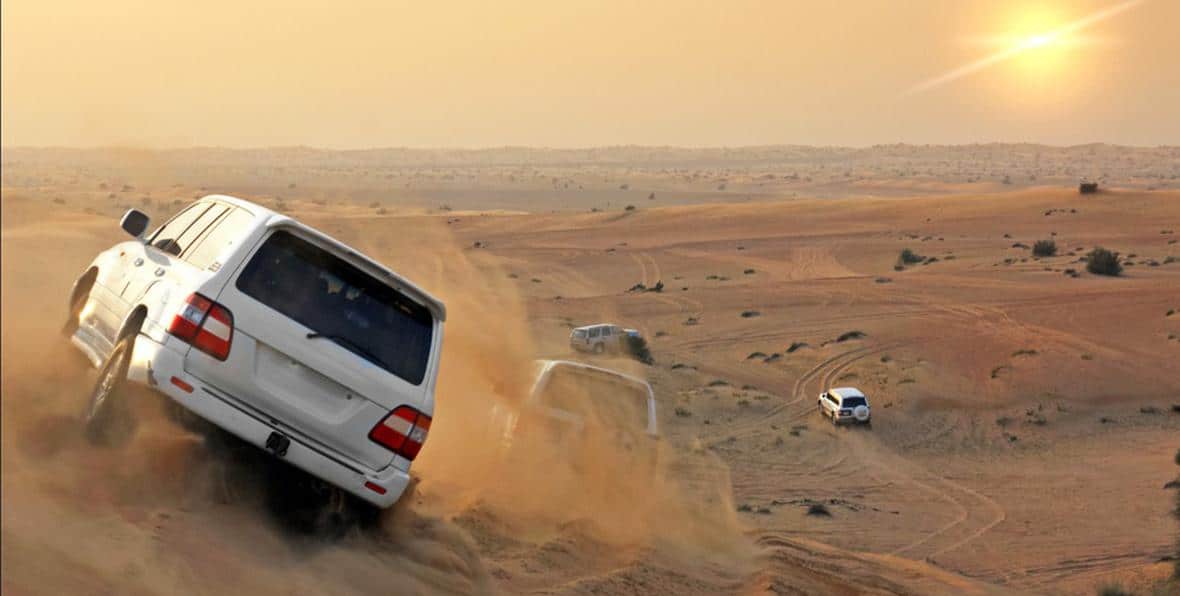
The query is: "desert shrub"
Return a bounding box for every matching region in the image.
[674,407,692,418]
[740,310,760,318]
[1033,239,1057,257]
[624,204,636,211]
[806,503,831,517]
[898,248,924,265]
[786,342,808,353]
[837,330,866,342]
[1097,584,1131,596]
[625,334,654,365]
[1086,247,1122,276]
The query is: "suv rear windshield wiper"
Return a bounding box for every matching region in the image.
[306,332,385,367]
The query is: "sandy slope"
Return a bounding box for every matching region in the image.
[3,186,1179,595]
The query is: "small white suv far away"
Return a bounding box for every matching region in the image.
[569,323,641,354]
[818,387,872,426]
[64,195,445,509]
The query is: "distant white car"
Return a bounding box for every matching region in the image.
[570,323,640,354]
[64,195,445,510]
[492,360,659,459]
[818,387,872,426]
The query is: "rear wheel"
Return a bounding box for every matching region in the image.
[83,333,138,447]
[263,462,381,539]
[593,343,605,355]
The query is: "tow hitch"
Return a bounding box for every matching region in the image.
[265,431,290,457]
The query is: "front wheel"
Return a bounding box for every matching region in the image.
[593,343,605,355]
[62,270,97,337]
[83,333,138,447]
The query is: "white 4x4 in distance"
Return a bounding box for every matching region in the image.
[818,387,872,426]
[64,195,445,509]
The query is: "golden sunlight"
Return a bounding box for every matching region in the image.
[906,0,1145,95]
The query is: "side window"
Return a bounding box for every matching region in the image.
[173,204,229,258]
[150,204,208,256]
[589,327,601,338]
[603,327,612,336]
[184,208,255,270]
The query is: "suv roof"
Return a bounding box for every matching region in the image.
[830,387,866,400]
[200,194,446,322]
[573,323,616,331]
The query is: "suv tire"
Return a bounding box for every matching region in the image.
[83,332,138,447]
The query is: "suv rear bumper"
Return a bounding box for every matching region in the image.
[833,415,871,425]
[128,335,410,508]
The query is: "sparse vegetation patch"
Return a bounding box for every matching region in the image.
[1086,247,1123,276]
[1032,239,1057,257]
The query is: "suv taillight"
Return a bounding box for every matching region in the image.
[168,293,234,360]
[369,406,431,461]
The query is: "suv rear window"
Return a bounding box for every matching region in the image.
[236,230,434,384]
[841,396,867,408]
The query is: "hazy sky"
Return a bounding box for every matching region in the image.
[2,0,1178,148]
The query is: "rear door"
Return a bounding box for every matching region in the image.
[186,227,439,472]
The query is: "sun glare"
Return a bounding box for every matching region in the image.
[905,0,1145,96]
[1023,33,1056,49]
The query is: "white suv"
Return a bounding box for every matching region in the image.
[491,360,659,464]
[64,195,445,509]
[569,323,640,354]
[817,387,872,426]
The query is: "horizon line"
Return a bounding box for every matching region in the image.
[3,141,1177,153]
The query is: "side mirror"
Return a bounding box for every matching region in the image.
[120,209,150,239]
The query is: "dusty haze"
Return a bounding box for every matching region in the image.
[3,0,1180,148]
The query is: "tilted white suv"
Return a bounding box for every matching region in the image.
[64,195,445,509]
[818,387,872,426]
[490,360,660,468]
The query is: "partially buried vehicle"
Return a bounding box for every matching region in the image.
[491,359,659,465]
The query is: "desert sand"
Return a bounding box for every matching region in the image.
[2,147,1178,595]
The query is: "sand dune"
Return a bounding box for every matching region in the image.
[3,156,1179,595]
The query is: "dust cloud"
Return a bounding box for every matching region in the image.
[1,196,752,595]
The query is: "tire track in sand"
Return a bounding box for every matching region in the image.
[789,347,1005,563]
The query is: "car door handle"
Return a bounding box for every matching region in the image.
[154,267,166,277]
[133,258,144,267]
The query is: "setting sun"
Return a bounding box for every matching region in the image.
[907,0,1146,96]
